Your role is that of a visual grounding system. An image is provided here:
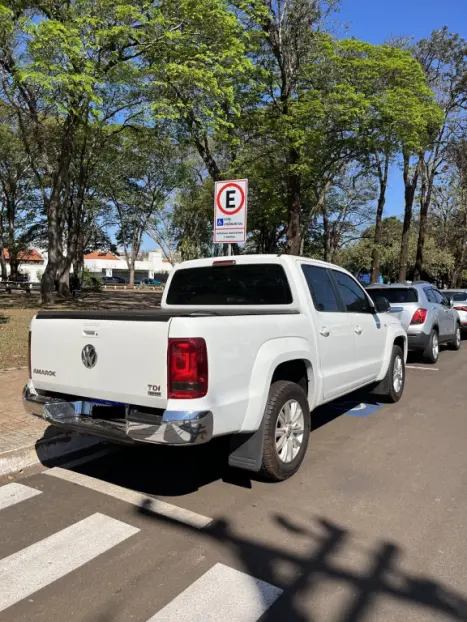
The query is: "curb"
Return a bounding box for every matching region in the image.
[0,432,103,478]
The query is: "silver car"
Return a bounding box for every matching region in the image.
[367,282,461,363]
[442,290,467,331]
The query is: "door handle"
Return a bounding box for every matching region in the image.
[320,327,330,337]
[354,326,362,335]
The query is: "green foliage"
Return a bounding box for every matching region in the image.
[339,216,454,282]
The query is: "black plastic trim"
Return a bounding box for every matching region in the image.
[36,309,300,321]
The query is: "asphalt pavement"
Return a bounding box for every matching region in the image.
[1,345,467,621]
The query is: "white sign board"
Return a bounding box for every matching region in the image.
[213,179,248,244]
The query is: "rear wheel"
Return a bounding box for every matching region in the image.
[374,345,405,403]
[423,330,439,364]
[259,381,310,482]
[449,324,462,351]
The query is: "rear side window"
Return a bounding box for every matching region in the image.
[166,264,293,305]
[433,290,448,305]
[368,288,418,304]
[302,265,340,312]
[424,288,436,303]
[333,271,372,313]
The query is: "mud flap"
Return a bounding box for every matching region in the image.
[228,417,265,472]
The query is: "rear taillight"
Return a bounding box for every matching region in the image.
[410,308,428,325]
[28,331,32,379]
[454,306,467,313]
[168,338,208,399]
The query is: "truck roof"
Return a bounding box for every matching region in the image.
[175,254,348,273]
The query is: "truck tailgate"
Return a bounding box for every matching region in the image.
[30,314,169,409]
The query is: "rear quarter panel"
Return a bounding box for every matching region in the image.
[168,313,318,436]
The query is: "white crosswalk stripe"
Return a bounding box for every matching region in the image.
[147,563,283,622]
[0,512,139,614]
[0,483,41,511]
[45,467,212,528]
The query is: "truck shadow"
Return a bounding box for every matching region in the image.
[131,508,467,622]
[38,387,384,497]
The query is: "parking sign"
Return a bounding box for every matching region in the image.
[213,179,248,244]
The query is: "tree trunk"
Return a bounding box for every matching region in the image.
[451,208,467,287]
[414,165,434,281]
[286,148,301,255]
[0,211,7,282]
[398,153,422,282]
[7,197,18,281]
[57,264,70,297]
[371,153,389,284]
[41,196,62,304]
[128,252,136,287]
[322,206,330,262]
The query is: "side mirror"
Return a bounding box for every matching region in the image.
[373,296,391,313]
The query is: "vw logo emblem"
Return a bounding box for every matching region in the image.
[81,344,97,369]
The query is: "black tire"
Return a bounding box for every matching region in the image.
[374,345,405,403]
[259,381,310,482]
[449,323,462,351]
[423,329,439,364]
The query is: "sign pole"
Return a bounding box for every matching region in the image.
[226,244,232,257]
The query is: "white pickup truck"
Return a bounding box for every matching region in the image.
[24,255,407,481]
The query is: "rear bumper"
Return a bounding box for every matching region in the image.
[407,330,430,351]
[23,385,213,446]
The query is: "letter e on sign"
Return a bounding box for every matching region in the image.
[213,179,248,244]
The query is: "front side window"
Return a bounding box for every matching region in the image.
[302,265,340,312]
[332,271,372,313]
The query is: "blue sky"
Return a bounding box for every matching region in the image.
[338,0,467,218]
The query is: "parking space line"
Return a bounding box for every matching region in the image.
[45,467,212,529]
[0,513,139,613]
[0,483,41,511]
[147,562,283,621]
[406,365,439,371]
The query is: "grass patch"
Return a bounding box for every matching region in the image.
[0,308,36,370]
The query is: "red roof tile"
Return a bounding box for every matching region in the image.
[3,248,43,262]
[84,251,122,261]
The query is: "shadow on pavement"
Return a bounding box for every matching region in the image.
[135,508,467,621]
[58,387,383,496]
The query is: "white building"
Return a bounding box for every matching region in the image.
[84,249,176,281]
[2,248,45,282]
[2,248,176,283]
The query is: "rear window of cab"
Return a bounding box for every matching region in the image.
[166,264,293,305]
[367,288,418,304]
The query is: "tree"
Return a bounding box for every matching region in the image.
[0,0,167,301]
[103,131,185,285]
[339,216,454,284]
[333,41,444,282]
[413,29,467,280]
[232,0,342,254]
[0,103,42,281]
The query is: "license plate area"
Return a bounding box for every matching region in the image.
[77,400,126,420]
